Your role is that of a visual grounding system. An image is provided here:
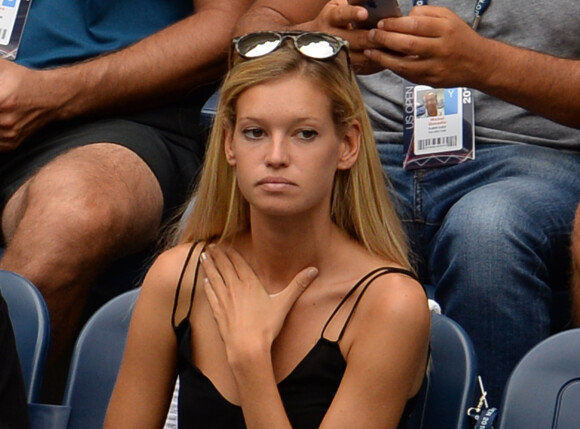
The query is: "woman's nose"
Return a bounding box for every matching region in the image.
[265,136,290,168]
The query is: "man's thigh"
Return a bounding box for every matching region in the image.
[378,142,580,279]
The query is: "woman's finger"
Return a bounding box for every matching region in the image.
[275,267,319,315]
[205,244,240,284]
[225,247,260,284]
[200,250,229,302]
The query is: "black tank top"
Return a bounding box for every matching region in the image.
[172,243,421,428]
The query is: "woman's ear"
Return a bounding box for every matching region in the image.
[337,120,361,170]
[224,129,236,166]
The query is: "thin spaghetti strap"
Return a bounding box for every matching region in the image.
[336,267,417,341]
[320,267,393,338]
[185,243,207,320]
[171,241,205,328]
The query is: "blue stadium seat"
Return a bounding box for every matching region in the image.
[495,328,580,429]
[0,269,51,403]
[405,313,479,429]
[200,90,220,127]
[28,288,140,429]
[61,288,139,429]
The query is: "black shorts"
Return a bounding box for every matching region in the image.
[0,97,213,221]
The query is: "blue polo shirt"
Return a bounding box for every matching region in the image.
[16,0,193,69]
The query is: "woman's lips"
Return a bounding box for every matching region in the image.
[256,177,296,190]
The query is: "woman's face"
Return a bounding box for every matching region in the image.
[225,74,360,218]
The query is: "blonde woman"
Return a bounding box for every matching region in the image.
[105,31,430,429]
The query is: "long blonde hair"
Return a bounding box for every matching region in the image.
[174,39,411,270]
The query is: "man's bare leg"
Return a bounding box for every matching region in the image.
[0,143,164,401]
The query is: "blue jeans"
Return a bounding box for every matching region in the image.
[379,142,580,404]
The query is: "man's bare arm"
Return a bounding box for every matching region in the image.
[0,0,252,149]
[366,6,580,129]
[235,0,327,34]
[51,0,252,117]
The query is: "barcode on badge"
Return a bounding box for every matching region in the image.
[416,136,459,152]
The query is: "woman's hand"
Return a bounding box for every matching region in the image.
[201,245,318,362]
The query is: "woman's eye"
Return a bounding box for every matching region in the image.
[242,128,264,140]
[297,129,318,141]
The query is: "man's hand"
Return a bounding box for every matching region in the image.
[235,0,385,74]
[0,60,63,151]
[312,0,386,74]
[364,6,486,86]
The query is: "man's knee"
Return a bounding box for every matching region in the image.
[434,191,527,259]
[437,182,575,256]
[431,183,576,310]
[3,143,163,256]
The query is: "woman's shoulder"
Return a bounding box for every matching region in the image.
[154,242,198,270]
[140,242,202,297]
[148,243,194,275]
[355,261,429,327]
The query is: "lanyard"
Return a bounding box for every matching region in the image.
[411,0,491,29]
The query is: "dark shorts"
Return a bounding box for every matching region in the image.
[0,96,213,220]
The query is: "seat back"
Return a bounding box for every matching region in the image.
[0,269,51,403]
[496,328,580,429]
[200,90,220,127]
[62,288,139,429]
[405,313,478,429]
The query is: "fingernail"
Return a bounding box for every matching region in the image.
[368,29,376,40]
[201,252,207,261]
[308,268,319,279]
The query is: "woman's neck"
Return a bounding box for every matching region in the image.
[236,211,345,294]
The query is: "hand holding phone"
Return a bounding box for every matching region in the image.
[349,0,402,29]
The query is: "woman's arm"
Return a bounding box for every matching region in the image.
[104,247,189,429]
[320,273,430,429]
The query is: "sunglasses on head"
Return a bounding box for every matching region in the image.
[232,31,350,64]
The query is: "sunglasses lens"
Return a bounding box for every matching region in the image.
[236,33,282,58]
[295,33,342,59]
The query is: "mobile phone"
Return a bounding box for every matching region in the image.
[349,0,402,29]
